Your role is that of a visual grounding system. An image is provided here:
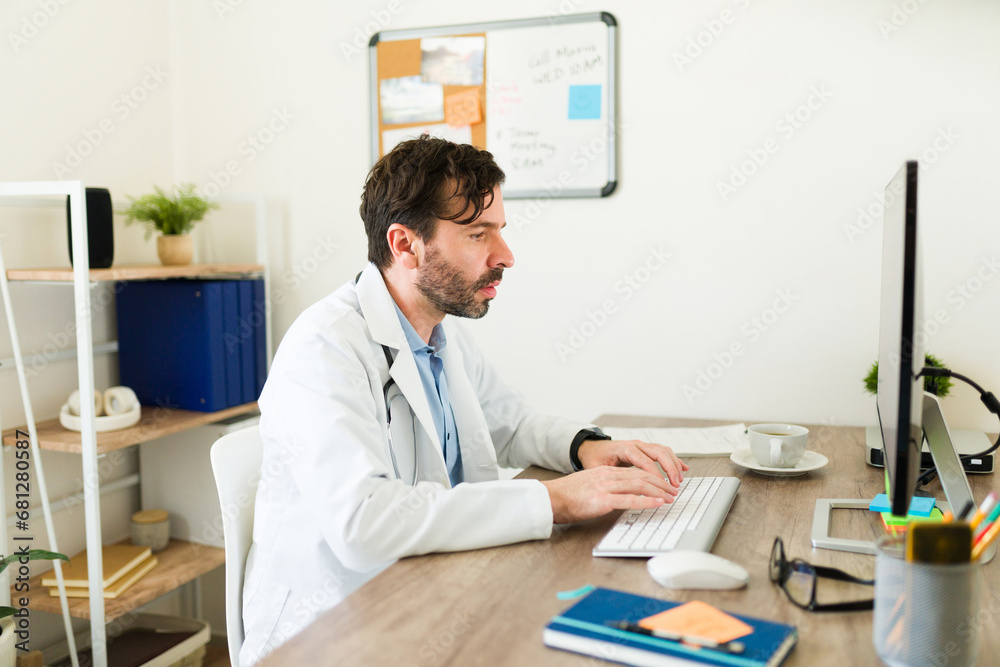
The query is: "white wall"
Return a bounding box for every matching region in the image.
[167,0,1000,432]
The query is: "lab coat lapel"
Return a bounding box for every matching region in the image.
[439,323,500,482]
[355,264,442,450]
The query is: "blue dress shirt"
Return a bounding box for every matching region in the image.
[393,304,463,486]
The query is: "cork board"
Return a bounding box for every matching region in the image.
[369,12,618,198]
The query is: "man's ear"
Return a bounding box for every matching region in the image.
[387,223,421,270]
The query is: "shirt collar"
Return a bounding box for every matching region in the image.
[392,302,448,355]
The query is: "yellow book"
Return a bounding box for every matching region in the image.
[40,544,152,589]
[48,555,158,599]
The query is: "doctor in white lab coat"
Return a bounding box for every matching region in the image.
[240,136,688,664]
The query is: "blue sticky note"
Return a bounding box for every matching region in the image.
[869,494,891,513]
[869,493,935,517]
[568,85,602,120]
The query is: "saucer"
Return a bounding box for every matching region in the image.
[730,448,829,477]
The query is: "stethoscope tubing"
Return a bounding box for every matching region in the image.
[381,344,418,484]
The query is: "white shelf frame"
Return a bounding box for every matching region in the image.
[0,181,272,667]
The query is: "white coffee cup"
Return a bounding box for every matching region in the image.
[748,423,808,468]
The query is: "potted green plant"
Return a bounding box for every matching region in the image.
[863,353,953,397]
[0,549,69,665]
[123,184,218,266]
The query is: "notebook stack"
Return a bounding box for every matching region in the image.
[42,544,158,599]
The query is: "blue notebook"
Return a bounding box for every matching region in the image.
[544,588,797,667]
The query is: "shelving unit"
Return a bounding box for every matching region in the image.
[0,182,272,667]
[15,540,226,621]
[6,263,263,283]
[2,402,259,454]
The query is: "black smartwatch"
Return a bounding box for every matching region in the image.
[570,428,611,471]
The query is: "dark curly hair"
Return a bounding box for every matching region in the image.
[360,135,506,270]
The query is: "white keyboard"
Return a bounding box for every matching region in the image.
[592,476,740,557]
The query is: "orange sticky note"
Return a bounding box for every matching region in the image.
[639,600,753,644]
[444,89,481,127]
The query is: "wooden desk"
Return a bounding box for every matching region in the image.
[258,416,999,666]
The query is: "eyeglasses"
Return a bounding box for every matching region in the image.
[769,537,874,612]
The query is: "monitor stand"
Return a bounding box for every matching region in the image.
[812,393,994,561]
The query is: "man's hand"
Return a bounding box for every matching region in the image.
[540,466,679,524]
[577,438,689,487]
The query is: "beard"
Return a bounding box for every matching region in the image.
[416,246,503,319]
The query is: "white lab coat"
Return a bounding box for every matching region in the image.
[240,263,593,664]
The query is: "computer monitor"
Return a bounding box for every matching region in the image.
[876,161,924,517]
[812,161,980,554]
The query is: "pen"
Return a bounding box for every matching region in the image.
[969,492,997,530]
[957,500,976,522]
[974,504,1000,541]
[972,519,1000,560]
[607,621,746,655]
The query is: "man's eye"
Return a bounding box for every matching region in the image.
[471,232,485,240]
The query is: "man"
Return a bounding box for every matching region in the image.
[240,136,688,663]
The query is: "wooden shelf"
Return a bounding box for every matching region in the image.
[2,403,259,453]
[16,540,225,622]
[5,263,264,282]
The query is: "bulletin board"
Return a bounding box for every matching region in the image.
[369,12,618,198]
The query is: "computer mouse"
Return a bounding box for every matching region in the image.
[647,551,750,590]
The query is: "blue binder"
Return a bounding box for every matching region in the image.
[251,278,267,399]
[221,281,242,407]
[236,281,256,404]
[117,279,238,412]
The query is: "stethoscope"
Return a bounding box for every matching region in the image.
[356,271,419,484]
[380,343,419,484]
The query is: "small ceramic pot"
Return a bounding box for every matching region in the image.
[156,234,193,265]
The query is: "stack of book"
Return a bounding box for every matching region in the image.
[42,544,158,599]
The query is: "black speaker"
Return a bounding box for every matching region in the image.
[66,187,114,269]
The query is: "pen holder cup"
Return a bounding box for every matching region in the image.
[873,536,983,667]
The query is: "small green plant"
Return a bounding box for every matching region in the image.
[0,550,69,620]
[864,353,952,397]
[123,184,218,239]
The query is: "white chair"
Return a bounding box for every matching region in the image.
[210,424,264,667]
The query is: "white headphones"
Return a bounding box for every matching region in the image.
[61,386,141,432]
[67,386,139,417]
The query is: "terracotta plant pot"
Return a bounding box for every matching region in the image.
[157,234,193,265]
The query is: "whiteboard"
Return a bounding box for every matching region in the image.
[369,13,618,198]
